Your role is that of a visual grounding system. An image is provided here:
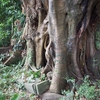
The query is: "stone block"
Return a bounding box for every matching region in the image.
[35,80,50,95]
[24,83,36,93]
[17,79,24,84]
[17,79,50,95]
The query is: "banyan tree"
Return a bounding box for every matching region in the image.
[10,0,100,94]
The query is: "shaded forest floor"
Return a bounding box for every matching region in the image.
[0,62,36,100]
[1,60,100,100]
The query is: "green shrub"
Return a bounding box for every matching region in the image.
[95,31,100,49]
[76,76,100,100]
[0,0,25,47]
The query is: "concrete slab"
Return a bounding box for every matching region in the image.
[17,79,50,95]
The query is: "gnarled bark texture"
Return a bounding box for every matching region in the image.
[19,0,100,94]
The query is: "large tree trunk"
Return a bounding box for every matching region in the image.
[48,0,68,93]
[19,0,100,94]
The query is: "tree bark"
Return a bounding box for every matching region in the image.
[18,0,100,94]
[49,0,68,93]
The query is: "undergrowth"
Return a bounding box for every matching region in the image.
[61,76,100,100]
[0,62,37,100]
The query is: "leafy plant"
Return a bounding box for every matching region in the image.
[76,76,100,100]
[0,91,5,100]
[61,90,74,100]
[40,73,46,81]
[62,76,100,100]
[10,93,20,100]
[95,30,100,49]
[0,0,24,47]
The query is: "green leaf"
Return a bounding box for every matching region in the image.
[10,93,20,100]
[0,91,5,100]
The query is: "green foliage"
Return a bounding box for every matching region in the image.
[95,29,100,49]
[0,64,20,89]
[0,59,47,99]
[63,76,100,100]
[0,0,24,47]
[33,70,41,78]
[40,73,46,81]
[0,24,11,46]
[0,0,22,24]
[20,69,41,78]
[0,61,37,99]
[61,90,74,100]
[0,62,23,100]
[0,53,10,62]
[10,93,20,100]
[0,91,5,100]
[16,79,25,91]
[76,76,100,100]
[67,78,75,87]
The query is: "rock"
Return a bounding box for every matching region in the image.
[66,92,74,100]
[17,79,50,95]
[80,97,86,100]
[17,78,24,84]
[25,83,36,93]
[39,93,73,100]
[35,80,50,95]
